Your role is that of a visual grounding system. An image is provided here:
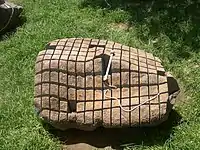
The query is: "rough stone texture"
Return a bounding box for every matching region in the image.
[34,38,180,131]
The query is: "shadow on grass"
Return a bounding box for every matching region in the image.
[81,0,200,62]
[43,110,183,149]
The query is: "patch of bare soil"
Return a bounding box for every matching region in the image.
[62,143,113,150]
[108,22,131,31]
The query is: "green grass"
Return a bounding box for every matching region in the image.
[0,0,200,149]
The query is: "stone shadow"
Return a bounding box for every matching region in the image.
[43,109,183,149]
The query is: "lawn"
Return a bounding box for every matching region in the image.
[0,0,200,149]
